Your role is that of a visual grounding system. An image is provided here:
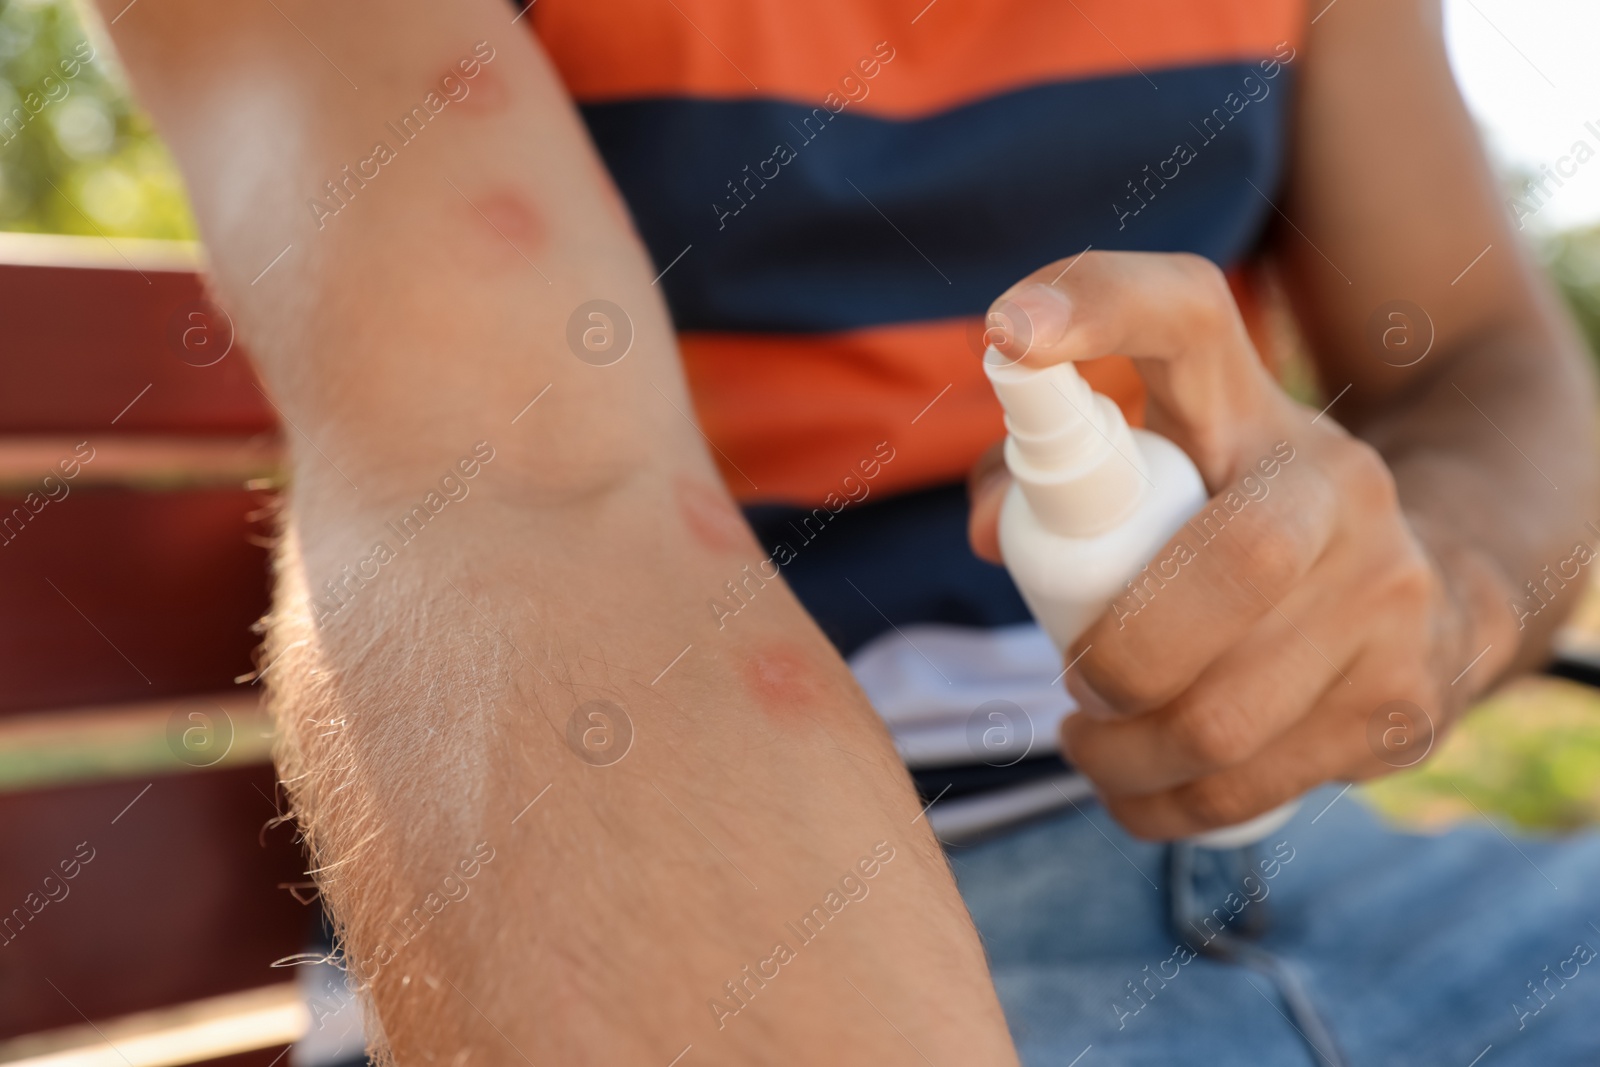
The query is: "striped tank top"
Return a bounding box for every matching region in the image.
[529,0,1306,654]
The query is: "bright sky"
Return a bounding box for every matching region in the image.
[1444,0,1600,232]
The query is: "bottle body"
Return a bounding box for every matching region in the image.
[986,360,1300,849]
[1000,430,1206,652]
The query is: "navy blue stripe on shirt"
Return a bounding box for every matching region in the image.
[581,62,1292,333]
[745,482,1031,658]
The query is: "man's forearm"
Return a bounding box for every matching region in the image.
[1355,308,1600,684]
[269,482,1016,1063]
[1276,0,1600,690]
[95,3,1018,1061]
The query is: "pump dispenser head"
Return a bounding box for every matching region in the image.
[983,346,1149,538]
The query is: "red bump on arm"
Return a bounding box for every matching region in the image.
[451,65,511,117]
[452,185,547,269]
[474,187,545,249]
[742,642,825,723]
[677,475,754,556]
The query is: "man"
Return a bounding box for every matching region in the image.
[95,0,1600,1062]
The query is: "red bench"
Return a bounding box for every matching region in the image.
[0,232,312,1064]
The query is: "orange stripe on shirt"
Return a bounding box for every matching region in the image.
[680,320,1145,504]
[532,0,1306,119]
[683,267,1272,505]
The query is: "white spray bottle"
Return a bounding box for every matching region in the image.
[983,346,1297,849]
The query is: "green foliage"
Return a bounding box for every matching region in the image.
[0,0,193,238]
[1545,225,1600,360]
[1363,677,1600,835]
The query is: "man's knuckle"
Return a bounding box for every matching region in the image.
[1335,439,1400,513]
[1387,557,1436,613]
[1172,254,1234,327]
[1173,251,1229,294]
[1058,713,1102,765]
[1077,638,1135,694]
[1228,512,1305,592]
[1183,776,1258,829]
[1171,703,1253,770]
[1086,653,1166,709]
[1366,647,1431,693]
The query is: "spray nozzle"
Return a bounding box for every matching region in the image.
[983,348,1100,442]
[982,346,1148,537]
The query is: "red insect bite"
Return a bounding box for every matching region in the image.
[677,476,751,556]
[472,187,546,251]
[452,66,511,117]
[741,643,822,720]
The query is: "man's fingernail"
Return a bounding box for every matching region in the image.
[992,283,1072,356]
[1066,672,1117,719]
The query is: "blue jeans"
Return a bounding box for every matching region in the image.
[951,785,1600,1066]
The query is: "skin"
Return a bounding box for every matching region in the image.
[741,642,830,722]
[676,474,757,556]
[87,0,1595,1058]
[92,2,1015,1064]
[971,0,1598,839]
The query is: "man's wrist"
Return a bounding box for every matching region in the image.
[1408,511,1524,705]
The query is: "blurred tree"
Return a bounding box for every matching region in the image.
[0,0,193,238]
[1546,225,1600,358]
[1364,676,1600,835]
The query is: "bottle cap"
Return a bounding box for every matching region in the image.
[983,346,1148,537]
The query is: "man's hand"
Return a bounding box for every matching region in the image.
[963,0,1600,843]
[968,250,1522,840]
